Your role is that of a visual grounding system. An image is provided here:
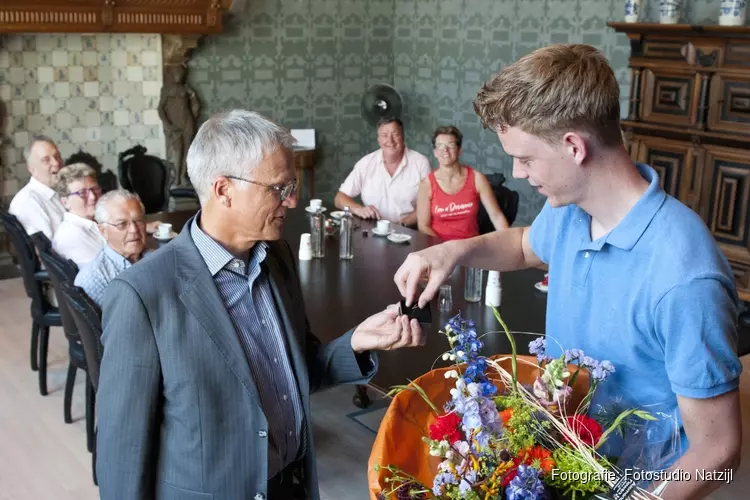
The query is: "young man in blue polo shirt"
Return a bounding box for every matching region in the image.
[394,44,742,499]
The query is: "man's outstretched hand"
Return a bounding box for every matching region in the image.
[351,304,425,353]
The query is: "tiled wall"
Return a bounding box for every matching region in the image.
[0,33,166,206]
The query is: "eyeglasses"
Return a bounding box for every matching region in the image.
[67,187,102,199]
[435,142,459,151]
[102,219,146,231]
[226,176,298,201]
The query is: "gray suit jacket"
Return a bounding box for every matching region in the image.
[96,219,377,500]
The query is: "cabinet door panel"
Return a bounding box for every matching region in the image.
[701,145,750,264]
[707,75,750,136]
[641,70,701,127]
[636,136,702,211]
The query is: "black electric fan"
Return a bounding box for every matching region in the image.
[361,83,403,127]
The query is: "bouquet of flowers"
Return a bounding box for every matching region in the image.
[369,308,674,500]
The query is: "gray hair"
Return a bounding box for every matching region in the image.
[54,163,96,197]
[186,109,297,204]
[94,189,144,224]
[24,135,57,162]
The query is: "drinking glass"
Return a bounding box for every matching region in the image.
[438,285,453,313]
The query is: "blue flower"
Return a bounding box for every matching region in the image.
[506,464,547,500]
[591,359,615,381]
[432,471,457,496]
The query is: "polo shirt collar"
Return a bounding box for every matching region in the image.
[377,149,408,180]
[63,211,98,229]
[578,163,666,252]
[28,177,58,200]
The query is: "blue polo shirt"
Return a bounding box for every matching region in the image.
[529,163,742,463]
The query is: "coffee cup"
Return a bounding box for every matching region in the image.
[309,199,322,210]
[299,233,312,260]
[376,220,391,234]
[157,223,172,238]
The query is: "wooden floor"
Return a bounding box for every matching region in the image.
[0,276,748,499]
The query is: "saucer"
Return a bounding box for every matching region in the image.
[305,206,327,214]
[330,210,345,219]
[534,281,548,293]
[154,231,177,241]
[371,227,392,237]
[387,233,411,244]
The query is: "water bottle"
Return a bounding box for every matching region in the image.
[464,266,483,302]
[485,270,502,307]
[339,207,354,260]
[310,208,325,258]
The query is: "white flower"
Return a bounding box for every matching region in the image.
[456,350,465,358]
[445,450,454,460]
[442,353,450,361]
[449,354,456,361]
[444,370,458,379]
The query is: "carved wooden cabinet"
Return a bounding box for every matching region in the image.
[610,23,750,302]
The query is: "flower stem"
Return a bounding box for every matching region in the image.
[492,306,517,394]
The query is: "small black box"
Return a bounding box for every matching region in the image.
[398,299,432,324]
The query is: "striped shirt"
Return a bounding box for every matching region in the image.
[75,244,133,307]
[190,217,304,480]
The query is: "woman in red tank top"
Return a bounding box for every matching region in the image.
[416,126,509,241]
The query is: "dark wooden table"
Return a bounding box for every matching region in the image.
[148,207,548,406]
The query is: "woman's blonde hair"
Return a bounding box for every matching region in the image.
[474,44,622,147]
[55,163,96,197]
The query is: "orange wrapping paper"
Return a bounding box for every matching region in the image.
[367,355,591,499]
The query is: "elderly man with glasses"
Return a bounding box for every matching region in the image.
[74,190,148,306]
[95,109,425,500]
[51,163,105,267]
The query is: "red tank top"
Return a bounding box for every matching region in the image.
[429,167,480,241]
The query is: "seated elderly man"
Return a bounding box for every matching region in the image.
[52,163,104,267]
[74,190,147,306]
[9,135,66,238]
[334,118,430,225]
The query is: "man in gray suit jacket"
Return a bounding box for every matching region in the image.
[96,110,425,500]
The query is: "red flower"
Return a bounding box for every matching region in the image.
[429,412,462,444]
[565,414,603,447]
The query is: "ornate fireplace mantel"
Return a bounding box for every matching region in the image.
[0,0,233,35]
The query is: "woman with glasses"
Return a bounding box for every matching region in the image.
[416,126,509,240]
[52,163,105,267]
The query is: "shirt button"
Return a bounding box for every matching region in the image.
[288,430,293,436]
[283,394,288,401]
[584,251,590,259]
[273,357,278,364]
[261,320,267,326]
[258,430,267,438]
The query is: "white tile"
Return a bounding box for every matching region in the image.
[130,125,146,140]
[82,51,98,67]
[141,50,160,67]
[100,126,116,142]
[116,139,133,154]
[84,142,102,156]
[111,50,127,67]
[13,131,29,148]
[22,52,38,68]
[95,34,111,51]
[5,36,22,52]
[52,50,68,67]
[143,109,162,126]
[38,67,54,83]
[9,68,24,84]
[56,111,73,129]
[35,35,55,52]
[85,112,101,127]
[142,81,161,97]
[39,98,57,115]
[125,34,143,51]
[54,82,71,99]
[127,66,144,82]
[66,35,82,52]
[0,51,8,69]
[27,115,47,133]
[99,96,114,112]
[114,110,130,126]
[145,138,164,156]
[72,127,87,143]
[97,66,112,83]
[83,82,100,97]
[0,84,11,101]
[69,66,84,82]
[112,81,130,97]
[2,178,19,197]
[11,100,25,116]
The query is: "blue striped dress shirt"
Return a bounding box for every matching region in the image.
[190,217,304,480]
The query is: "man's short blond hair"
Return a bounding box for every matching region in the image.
[474,44,622,147]
[55,163,96,197]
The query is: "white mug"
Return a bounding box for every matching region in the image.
[309,199,322,210]
[659,0,681,24]
[299,233,312,260]
[157,223,172,237]
[376,220,391,233]
[624,0,642,23]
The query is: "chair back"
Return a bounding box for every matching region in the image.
[1,211,48,312]
[118,145,170,214]
[478,173,519,234]
[65,148,118,194]
[37,249,80,343]
[30,232,53,254]
[59,282,103,391]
